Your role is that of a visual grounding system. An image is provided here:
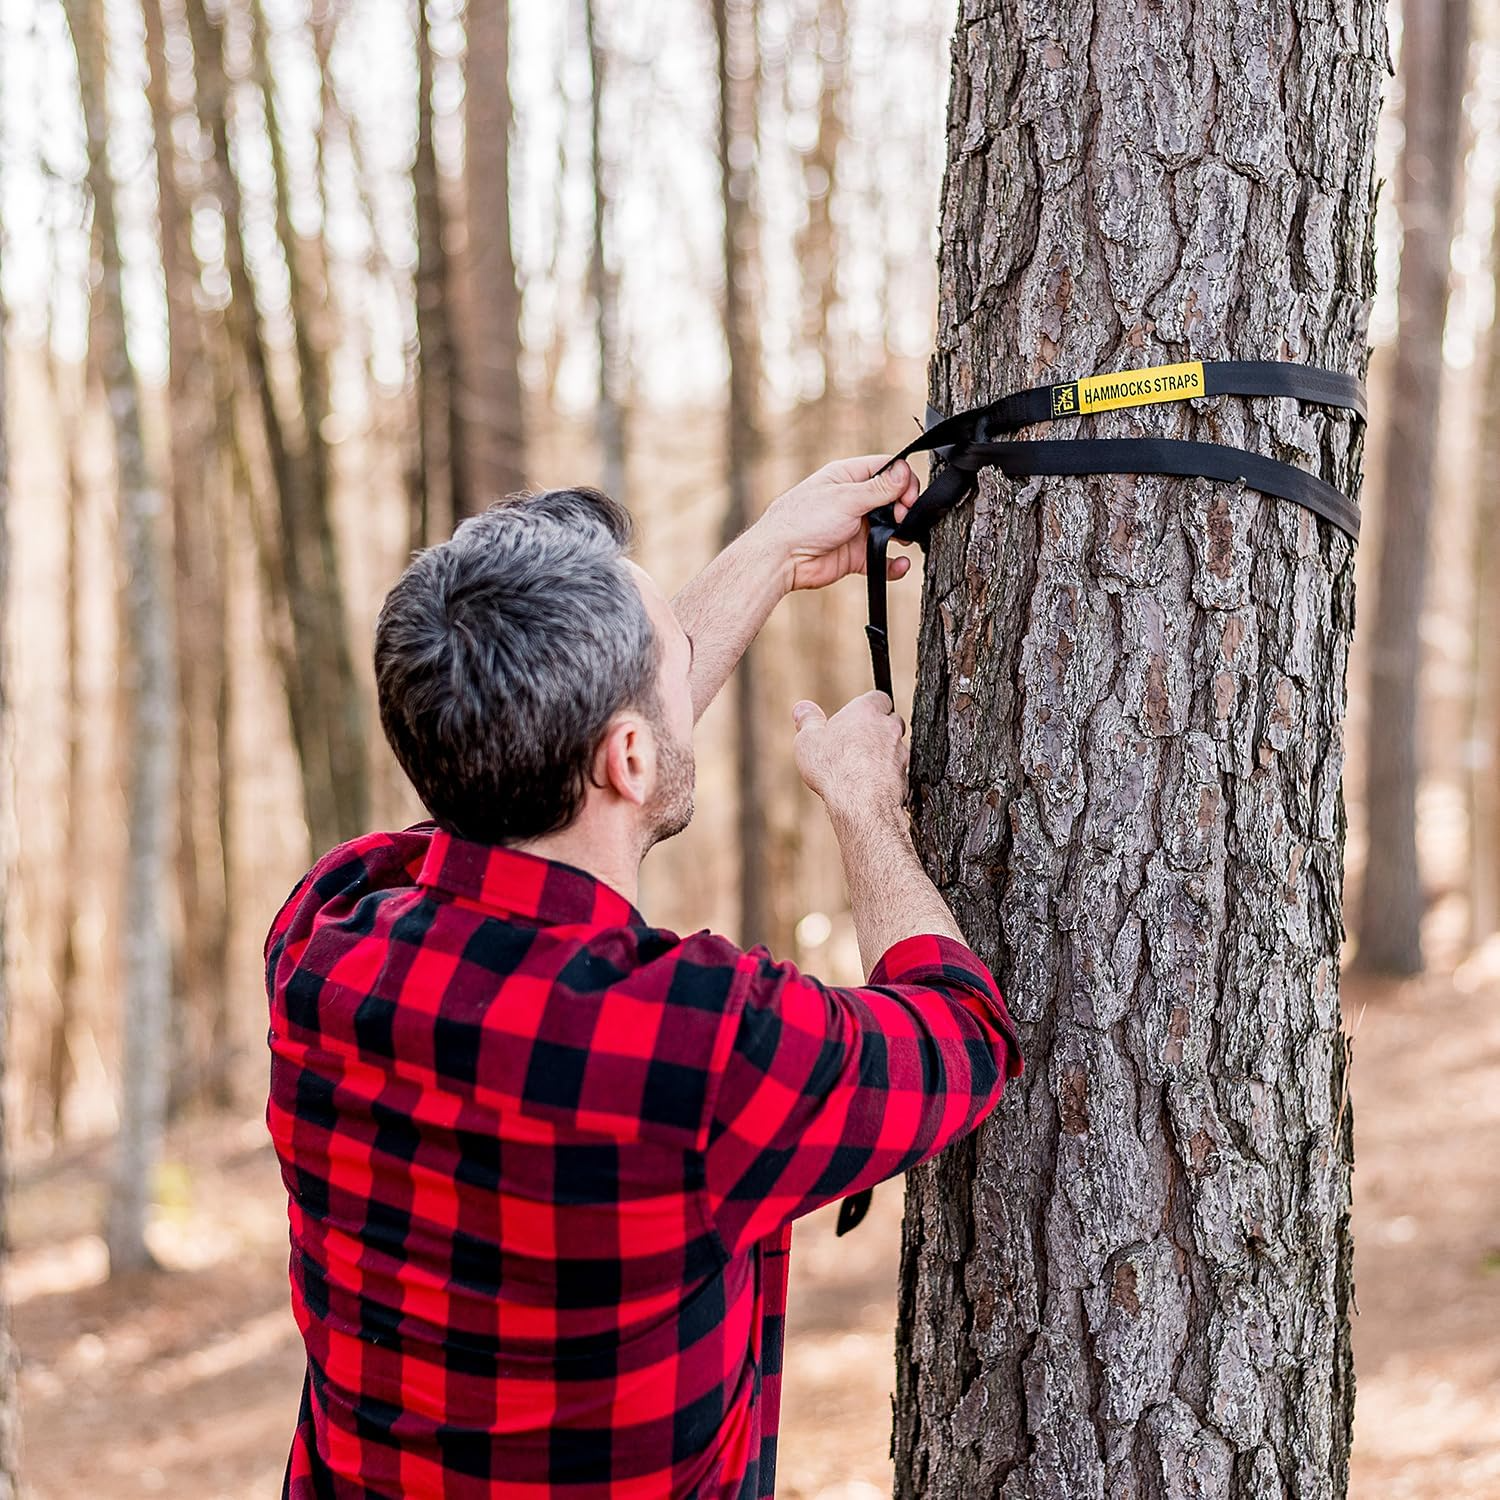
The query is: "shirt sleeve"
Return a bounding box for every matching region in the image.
[701,931,1022,1256]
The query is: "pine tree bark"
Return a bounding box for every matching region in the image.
[65,0,178,1278]
[462,0,527,509]
[1354,0,1470,975]
[892,3,1384,1495]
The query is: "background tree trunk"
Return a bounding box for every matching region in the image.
[43,337,86,1141]
[0,91,20,1495]
[462,0,527,510]
[583,0,628,507]
[892,3,1384,1495]
[185,0,367,858]
[713,0,779,953]
[795,0,847,713]
[65,0,178,1278]
[248,0,370,850]
[792,0,851,947]
[1467,177,1500,948]
[413,0,468,542]
[1355,0,1470,975]
[144,0,232,1115]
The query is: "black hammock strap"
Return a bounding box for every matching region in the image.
[861,358,1366,701]
[834,358,1365,1240]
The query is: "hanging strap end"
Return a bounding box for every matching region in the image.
[835,1189,873,1237]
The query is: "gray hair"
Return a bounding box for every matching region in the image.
[374,488,660,843]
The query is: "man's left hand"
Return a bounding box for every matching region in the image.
[758,456,922,592]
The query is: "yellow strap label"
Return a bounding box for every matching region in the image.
[1050,360,1206,418]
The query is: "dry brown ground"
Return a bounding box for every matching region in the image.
[7,965,1499,1499]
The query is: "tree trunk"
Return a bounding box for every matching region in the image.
[144,0,232,1115]
[892,4,1383,1496]
[583,0,627,506]
[44,339,86,1141]
[208,468,235,1106]
[1354,0,1470,975]
[792,0,851,936]
[462,0,527,510]
[413,0,469,541]
[65,0,178,1278]
[795,0,847,714]
[713,0,778,953]
[248,0,370,849]
[185,0,368,857]
[1467,181,1500,947]
[0,101,21,1497]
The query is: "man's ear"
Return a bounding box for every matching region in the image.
[593,714,654,808]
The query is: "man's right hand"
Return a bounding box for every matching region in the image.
[792,691,964,972]
[792,692,910,816]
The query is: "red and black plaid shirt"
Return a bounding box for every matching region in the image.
[266,822,1021,1499]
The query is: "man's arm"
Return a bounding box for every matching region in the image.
[699,690,1022,1254]
[672,523,794,724]
[791,693,964,971]
[700,927,1020,1255]
[671,456,919,721]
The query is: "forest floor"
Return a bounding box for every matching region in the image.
[7,961,1500,1499]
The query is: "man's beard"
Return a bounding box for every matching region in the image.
[643,713,695,851]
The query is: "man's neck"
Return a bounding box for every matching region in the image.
[515,815,644,912]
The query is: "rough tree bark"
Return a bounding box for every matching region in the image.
[583,0,628,507]
[65,0,178,1277]
[1355,0,1470,975]
[0,93,20,1495]
[892,3,1384,1496]
[463,0,528,509]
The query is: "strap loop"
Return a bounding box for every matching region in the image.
[859,358,1364,714]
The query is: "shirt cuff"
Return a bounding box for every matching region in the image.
[868,933,1023,1077]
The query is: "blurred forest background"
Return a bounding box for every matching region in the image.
[0,0,1498,1495]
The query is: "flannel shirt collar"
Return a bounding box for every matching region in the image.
[416,827,645,928]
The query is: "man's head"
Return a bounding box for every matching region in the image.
[374,489,695,852]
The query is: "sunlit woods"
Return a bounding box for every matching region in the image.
[0,0,1499,1479]
[0,0,951,1257]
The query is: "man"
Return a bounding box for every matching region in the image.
[266,456,1022,1499]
